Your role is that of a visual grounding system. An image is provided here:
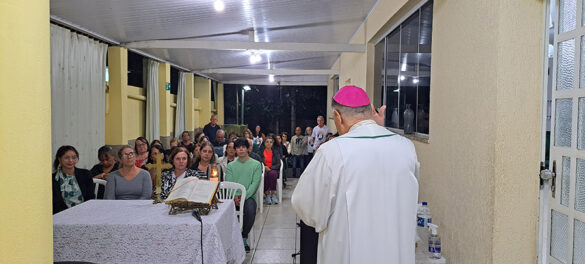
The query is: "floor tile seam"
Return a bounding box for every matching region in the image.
[250,203,271,263]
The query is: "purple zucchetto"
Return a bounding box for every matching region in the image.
[333,85,371,107]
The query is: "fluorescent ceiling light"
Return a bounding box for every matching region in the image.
[214,0,225,12]
[249,53,262,64]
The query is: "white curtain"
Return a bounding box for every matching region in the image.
[174,72,187,136]
[145,59,160,141]
[50,24,108,170]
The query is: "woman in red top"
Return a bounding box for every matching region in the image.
[134,137,150,167]
[259,136,281,205]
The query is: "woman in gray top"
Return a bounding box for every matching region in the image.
[105,145,152,200]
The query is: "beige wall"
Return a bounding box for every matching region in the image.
[126,86,146,140]
[195,76,212,128]
[335,0,544,262]
[0,0,53,262]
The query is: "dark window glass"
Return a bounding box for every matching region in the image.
[127,51,144,88]
[375,0,433,134]
[170,67,179,95]
[211,80,216,102]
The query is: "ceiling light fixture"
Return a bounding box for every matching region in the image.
[214,0,225,12]
[269,74,275,82]
[243,85,251,91]
[249,52,261,64]
[413,78,419,84]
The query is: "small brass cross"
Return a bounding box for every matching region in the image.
[145,153,173,204]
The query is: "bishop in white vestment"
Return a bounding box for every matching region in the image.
[291,85,419,264]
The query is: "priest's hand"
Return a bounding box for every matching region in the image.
[372,104,387,126]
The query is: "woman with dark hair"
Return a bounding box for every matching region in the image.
[150,139,164,149]
[194,131,205,144]
[180,131,195,152]
[252,125,264,154]
[276,134,289,187]
[134,137,150,168]
[90,145,119,199]
[192,142,201,161]
[52,145,95,214]
[145,144,168,186]
[259,136,281,205]
[104,145,152,200]
[281,132,290,154]
[190,141,218,179]
[159,147,198,199]
[218,141,236,178]
[90,145,119,180]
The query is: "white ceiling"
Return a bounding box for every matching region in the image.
[50,0,378,85]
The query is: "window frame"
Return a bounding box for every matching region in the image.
[374,0,432,142]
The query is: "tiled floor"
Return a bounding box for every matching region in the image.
[244,178,301,264]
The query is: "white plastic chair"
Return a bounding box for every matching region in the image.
[257,165,265,214]
[277,160,283,204]
[218,181,256,248]
[92,178,107,199]
[218,181,246,231]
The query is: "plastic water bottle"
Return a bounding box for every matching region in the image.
[428,223,442,259]
[416,202,432,251]
[417,202,432,228]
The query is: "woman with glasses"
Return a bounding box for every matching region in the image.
[259,136,281,205]
[104,145,152,200]
[218,141,236,179]
[190,141,218,179]
[52,145,95,214]
[180,131,195,152]
[134,137,150,168]
[159,147,198,199]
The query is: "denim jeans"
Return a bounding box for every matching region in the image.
[292,155,305,177]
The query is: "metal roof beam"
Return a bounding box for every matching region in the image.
[199,68,338,75]
[223,80,327,86]
[124,40,365,53]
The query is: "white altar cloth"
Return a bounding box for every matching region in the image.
[53,200,245,264]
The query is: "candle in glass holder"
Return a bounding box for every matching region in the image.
[210,165,219,181]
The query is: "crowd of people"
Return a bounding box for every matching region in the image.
[51,113,335,252]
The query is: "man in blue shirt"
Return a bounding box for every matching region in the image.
[203,114,220,143]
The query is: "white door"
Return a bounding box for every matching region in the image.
[547,0,585,263]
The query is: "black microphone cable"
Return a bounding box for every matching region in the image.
[192,210,203,264]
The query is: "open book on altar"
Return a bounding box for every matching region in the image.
[165,177,220,206]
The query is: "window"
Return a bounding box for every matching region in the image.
[375,0,433,135]
[127,50,144,88]
[170,67,179,95]
[211,80,217,102]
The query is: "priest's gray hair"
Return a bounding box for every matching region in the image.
[331,98,371,120]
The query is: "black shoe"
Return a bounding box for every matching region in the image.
[245,245,251,252]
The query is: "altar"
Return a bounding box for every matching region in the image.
[53,200,245,264]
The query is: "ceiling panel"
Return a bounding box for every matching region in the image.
[50,0,377,84]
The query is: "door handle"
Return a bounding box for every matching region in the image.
[540,161,556,197]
